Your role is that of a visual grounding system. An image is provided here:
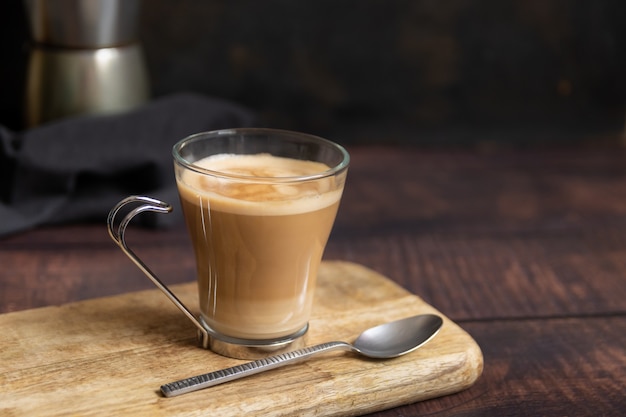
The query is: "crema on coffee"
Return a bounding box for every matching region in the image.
[177,153,344,339]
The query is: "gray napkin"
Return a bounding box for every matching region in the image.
[0,93,256,237]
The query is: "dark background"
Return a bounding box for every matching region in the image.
[1,0,625,146]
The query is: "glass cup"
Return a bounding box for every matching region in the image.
[108,128,349,359]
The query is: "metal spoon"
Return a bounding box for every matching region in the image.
[161,314,443,397]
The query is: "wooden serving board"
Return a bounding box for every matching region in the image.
[0,261,483,416]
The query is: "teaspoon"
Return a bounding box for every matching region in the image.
[161,313,443,397]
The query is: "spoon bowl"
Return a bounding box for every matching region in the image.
[161,314,443,397]
[352,314,443,358]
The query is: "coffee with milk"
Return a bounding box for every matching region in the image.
[177,153,343,340]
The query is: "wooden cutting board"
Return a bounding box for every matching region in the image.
[0,261,483,416]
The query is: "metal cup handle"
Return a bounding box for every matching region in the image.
[107,195,210,347]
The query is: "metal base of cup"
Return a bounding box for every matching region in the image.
[197,317,309,360]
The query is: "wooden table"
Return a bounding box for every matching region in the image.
[2,144,625,416]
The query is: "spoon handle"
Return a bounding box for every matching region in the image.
[161,341,352,397]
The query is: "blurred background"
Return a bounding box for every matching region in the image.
[1,0,625,146]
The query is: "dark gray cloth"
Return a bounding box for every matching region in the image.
[0,93,256,237]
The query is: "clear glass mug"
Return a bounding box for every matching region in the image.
[108,128,349,359]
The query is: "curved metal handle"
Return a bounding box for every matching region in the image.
[107,196,210,347]
[160,341,353,397]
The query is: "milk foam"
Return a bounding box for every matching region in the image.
[178,153,343,215]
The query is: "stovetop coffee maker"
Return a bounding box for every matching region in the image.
[23,0,149,127]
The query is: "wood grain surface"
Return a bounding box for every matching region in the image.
[2,145,626,416]
[0,261,482,417]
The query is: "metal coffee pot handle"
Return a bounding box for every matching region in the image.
[107,195,211,348]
